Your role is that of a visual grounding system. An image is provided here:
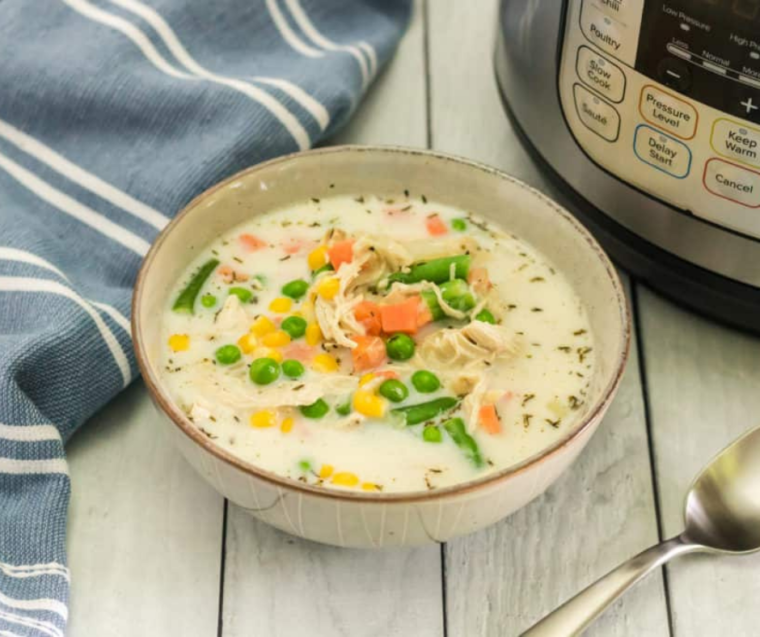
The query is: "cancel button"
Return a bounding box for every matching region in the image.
[703,158,760,208]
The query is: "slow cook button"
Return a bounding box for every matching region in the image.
[573,84,620,142]
[703,158,760,208]
[639,85,698,139]
[576,46,626,102]
[634,125,691,178]
[711,118,760,168]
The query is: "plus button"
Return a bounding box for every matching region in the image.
[740,97,759,115]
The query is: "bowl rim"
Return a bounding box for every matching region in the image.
[132,144,631,504]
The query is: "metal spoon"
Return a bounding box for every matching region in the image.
[523,425,760,636]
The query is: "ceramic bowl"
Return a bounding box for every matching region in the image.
[132,146,630,548]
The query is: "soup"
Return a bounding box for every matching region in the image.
[160,194,594,493]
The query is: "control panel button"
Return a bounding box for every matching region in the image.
[656,58,692,93]
[573,84,620,141]
[579,1,637,64]
[703,158,760,208]
[711,119,760,168]
[576,46,626,102]
[639,85,698,139]
[634,125,691,178]
[591,0,644,24]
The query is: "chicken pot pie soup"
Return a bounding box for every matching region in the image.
[161,195,594,493]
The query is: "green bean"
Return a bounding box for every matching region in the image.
[391,396,459,425]
[443,417,485,468]
[172,258,219,314]
[387,255,470,285]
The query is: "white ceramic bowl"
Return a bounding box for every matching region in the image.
[132,146,630,548]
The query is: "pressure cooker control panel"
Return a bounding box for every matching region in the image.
[558,0,760,239]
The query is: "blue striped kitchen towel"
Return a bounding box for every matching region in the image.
[0,1,411,634]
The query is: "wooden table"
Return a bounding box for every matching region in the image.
[65,2,760,635]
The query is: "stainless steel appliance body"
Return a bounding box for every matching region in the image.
[495,0,760,331]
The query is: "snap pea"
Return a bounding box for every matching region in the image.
[443,417,485,468]
[229,286,254,303]
[391,396,459,425]
[387,255,470,285]
[474,308,496,324]
[421,279,476,320]
[172,258,219,314]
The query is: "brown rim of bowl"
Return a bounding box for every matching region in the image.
[132,145,631,505]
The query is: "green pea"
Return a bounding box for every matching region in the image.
[298,459,311,472]
[200,294,217,308]
[475,309,496,324]
[215,344,241,365]
[312,263,335,278]
[282,359,305,379]
[300,398,329,419]
[386,333,415,361]
[451,218,467,232]
[335,398,352,416]
[281,279,309,300]
[423,426,442,443]
[378,379,409,403]
[249,357,280,385]
[412,370,440,393]
[229,286,253,303]
[281,315,307,339]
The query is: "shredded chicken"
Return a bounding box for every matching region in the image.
[418,320,520,369]
[214,295,249,333]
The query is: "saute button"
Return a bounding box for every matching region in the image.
[639,85,698,139]
[573,84,620,142]
[634,125,691,178]
[711,118,760,168]
[703,158,760,208]
[576,46,626,102]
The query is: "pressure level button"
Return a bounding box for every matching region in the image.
[639,85,698,139]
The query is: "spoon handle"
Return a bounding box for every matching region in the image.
[522,536,701,636]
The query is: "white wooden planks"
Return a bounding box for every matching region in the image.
[66,381,225,637]
[220,3,444,636]
[426,1,669,634]
[638,287,760,637]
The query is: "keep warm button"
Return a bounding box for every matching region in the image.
[634,125,691,178]
[703,158,760,208]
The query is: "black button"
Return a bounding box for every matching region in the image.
[657,58,692,93]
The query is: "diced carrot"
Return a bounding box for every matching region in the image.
[351,335,387,372]
[354,300,383,336]
[417,302,433,328]
[425,214,448,236]
[375,370,399,380]
[380,296,421,334]
[478,404,502,435]
[328,239,355,270]
[282,238,304,255]
[283,343,315,363]
[468,266,492,294]
[239,233,267,251]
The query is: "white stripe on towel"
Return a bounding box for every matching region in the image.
[0,424,60,443]
[106,0,330,131]
[284,0,371,86]
[0,591,68,622]
[0,458,69,476]
[0,278,131,386]
[0,154,150,255]
[0,248,132,331]
[358,41,377,77]
[0,119,169,230]
[0,562,68,576]
[265,0,324,58]
[0,609,63,637]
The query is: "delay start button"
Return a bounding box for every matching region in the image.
[703,158,760,208]
[576,46,626,102]
[573,84,620,142]
[639,85,698,139]
[634,125,691,178]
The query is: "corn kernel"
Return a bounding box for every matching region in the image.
[264,348,284,363]
[305,323,322,346]
[250,410,276,428]
[312,353,339,373]
[262,330,291,348]
[300,300,315,322]
[237,333,257,354]
[319,464,334,479]
[353,390,386,418]
[331,472,359,487]
[317,277,340,300]
[308,245,329,271]
[361,482,380,491]
[269,297,293,313]
[359,373,376,387]
[280,417,294,434]
[168,334,190,352]
[250,316,276,337]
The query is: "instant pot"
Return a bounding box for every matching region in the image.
[495,0,760,331]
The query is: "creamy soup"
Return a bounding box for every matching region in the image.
[161,194,594,493]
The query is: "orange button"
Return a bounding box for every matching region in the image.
[639,85,698,139]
